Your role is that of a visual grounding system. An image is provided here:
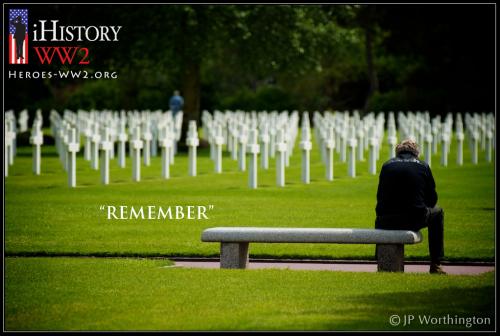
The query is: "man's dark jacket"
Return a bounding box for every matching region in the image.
[375,151,437,230]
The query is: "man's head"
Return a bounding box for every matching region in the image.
[395,139,420,157]
[173,90,180,96]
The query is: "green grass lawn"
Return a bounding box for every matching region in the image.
[4,128,496,331]
[5,131,495,261]
[5,257,495,331]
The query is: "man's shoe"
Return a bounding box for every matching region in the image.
[430,263,447,274]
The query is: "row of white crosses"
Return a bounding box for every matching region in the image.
[201,110,300,188]
[396,111,495,167]
[4,108,29,177]
[46,109,184,187]
[465,112,495,164]
[314,110,384,179]
[5,109,494,189]
[397,111,451,167]
[50,110,80,187]
[202,109,387,187]
[5,109,29,170]
[202,109,496,189]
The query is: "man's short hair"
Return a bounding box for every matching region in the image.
[396,139,420,157]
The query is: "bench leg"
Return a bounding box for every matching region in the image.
[376,244,404,272]
[220,242,249,269]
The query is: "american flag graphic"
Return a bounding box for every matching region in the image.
[8,9,29,64]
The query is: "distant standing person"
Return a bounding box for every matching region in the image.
[169,90,184,117]
[375,139,446,274]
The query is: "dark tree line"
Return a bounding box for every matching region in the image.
[4,4,495,130]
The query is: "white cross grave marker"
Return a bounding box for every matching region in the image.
[260,123,270,170]
[347,126,357,178]
[357,121,365,161]
[131,126,143,182]
[18,110,29,132]
[100,127,113,185]
[67,128,80,188]
[368,126,378,175]
[117,118,128,168]
[5,124,13,177]
[83,120,93,161]
[158,124,172,179]
[471,130,479,165]
[440,130,450,167]
[214,124,224,174]
[299,113,312,184]
[485,129,493,163]
[186,121,199,177]
[325,126,335,181]
[424,124,433,167]
[30,124,43,175]
[238,123,248,172]
[143,121,152,166]
[247,128,260,189]
[91,123,101,170]
[275,128,287,187]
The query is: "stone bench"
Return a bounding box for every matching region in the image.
[201,227,422,272]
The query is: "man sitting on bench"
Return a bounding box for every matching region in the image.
[375,139,446,274]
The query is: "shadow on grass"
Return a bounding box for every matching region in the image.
[16,151,60,157]
[38,184,58,189]
[327,285,495,331]
[4,251,494,263]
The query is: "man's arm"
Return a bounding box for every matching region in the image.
[425,166,438,208]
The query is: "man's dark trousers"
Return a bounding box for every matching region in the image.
[413,206,444,264]
[376,206,444,264]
